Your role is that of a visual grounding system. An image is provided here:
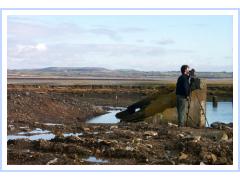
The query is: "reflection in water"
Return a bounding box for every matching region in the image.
[63,132,83,137]
[87,110,122,124]
[88,103,232,125]
[8,128,54,141]
[7,133,55,141]
[206,102,232,125]
[7,104,232,141]
[83,156,108,163]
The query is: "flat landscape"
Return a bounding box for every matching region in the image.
[7,68,233,165]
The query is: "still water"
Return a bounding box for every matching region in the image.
[87,102,233,125]
[8,103,232,141]
[206,102,233,125]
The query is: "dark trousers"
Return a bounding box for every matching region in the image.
[176,95,187,127]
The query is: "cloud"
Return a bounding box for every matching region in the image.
[36,43,47,51]
[136,39,145,43]
[16,43,47,53]
[119,27,146,33]
[154,39,175,45]
[8,41,196,70]
[8,19,121,43]
[88,27,121,41]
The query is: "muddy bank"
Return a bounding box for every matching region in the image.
[7,122,233,165]
[7,84,233,165]
[7,90,105,135]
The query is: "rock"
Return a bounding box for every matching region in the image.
[97,139,111,146]
[93,106,104,114]
[111,140,118,144]
[52,143,64,152]
[146,144,153,149]
[192,136,201,142]
[132,138,142,144]
[25,92,30,96]
[65,145,79,154]
[144,131,158,136]
[83,127,90,131]
[210,153,217,163]
[202,152,218,164]
[125,146,134,151]
[110,125,118,130]
[168,123,178,128]
[36,140,52,151]
[221,133,229,141]
[95,149,101,155]
[66,136,82,143]
[47,158,58,165]
[194,136,201,141]
[211,122,233,130]
[177,133,185,138]
[179,152,188,160]
[53,130,64,138]
[8,125,15,131]
[183,135,194,141]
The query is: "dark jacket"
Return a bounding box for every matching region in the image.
[176,74,190,98]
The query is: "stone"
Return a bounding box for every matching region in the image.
[144,131,158,136]
[146,144,153,149]
[83,127,90,131]
[36,140,52,151]
[25,92,30,96]
[97,139,111,146]
[221,133,229,141]
[192,136,201,142]
[95,149,101,155]
[204,153,218,163]
[47,158,58,165]
[110,125,118,130]
[211,153,217,163]
[177,133,185,138]
[125,146,134,151]
[66,136,82,142]
[168,123,178,128]
[179,152,188,160]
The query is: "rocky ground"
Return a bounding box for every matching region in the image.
[7,84,233,165]
[7,122,233,165]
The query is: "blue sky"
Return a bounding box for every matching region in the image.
[7,15,233,72]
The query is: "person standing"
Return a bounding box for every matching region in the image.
[176,65,190,127]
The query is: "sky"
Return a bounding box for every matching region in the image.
[7,15,233,72]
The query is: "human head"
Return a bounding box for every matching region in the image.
[180,65,190,75]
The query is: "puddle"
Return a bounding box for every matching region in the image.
[43,123,63,126]
[105,131,113,134]
[83,156,108,163]
[206,102,232,125]
[18,128,50,135]
[63,132,83,137]
[19,126,29,129]
[87,107,126,124]
[8,128,55,141]
[7,133,55,141]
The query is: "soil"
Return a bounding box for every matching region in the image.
[7,84,233,165]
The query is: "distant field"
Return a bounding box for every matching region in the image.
[7,77,233,86]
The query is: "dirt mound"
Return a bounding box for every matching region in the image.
[8,89,105,131]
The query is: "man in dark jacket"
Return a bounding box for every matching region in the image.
[176,65,190,127]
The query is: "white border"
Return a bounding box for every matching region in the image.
[1,9,239,171]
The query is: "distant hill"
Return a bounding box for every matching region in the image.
[7,67,233,79]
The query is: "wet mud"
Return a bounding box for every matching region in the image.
[7,84,233,165]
